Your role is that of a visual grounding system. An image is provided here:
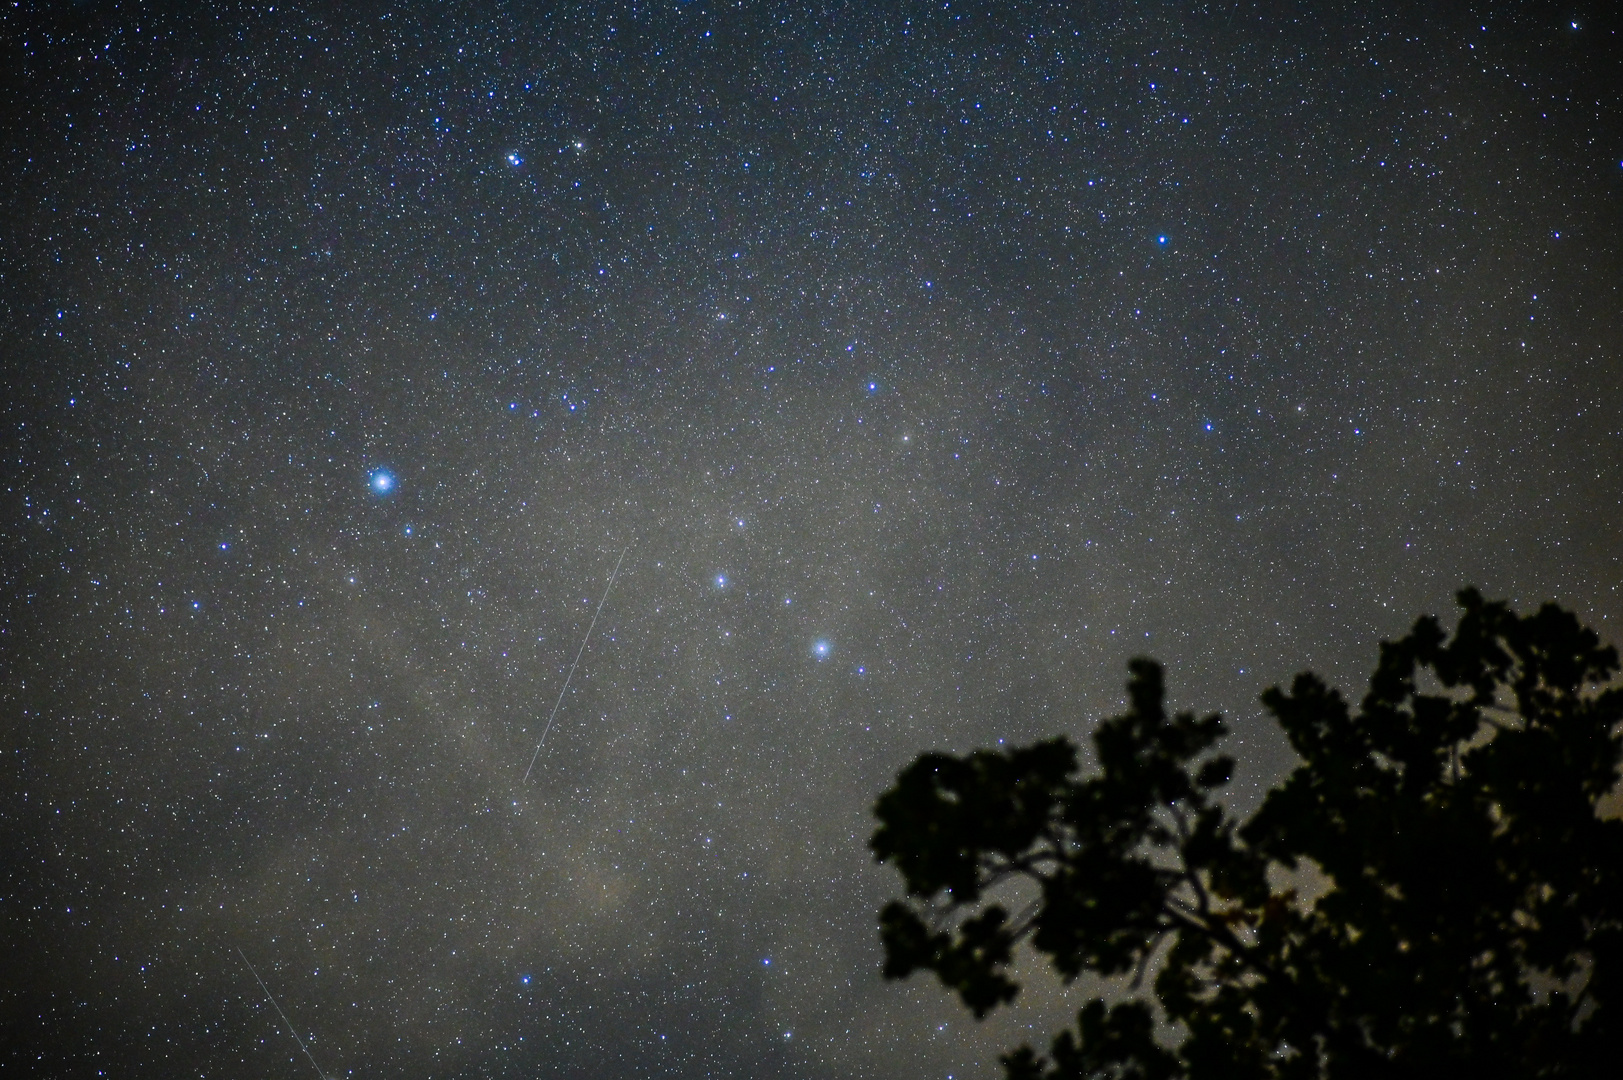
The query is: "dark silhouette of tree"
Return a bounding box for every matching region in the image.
[872,590,1622,1078]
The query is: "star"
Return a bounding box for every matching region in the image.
[370,470,395,493]
[812,639,832,659]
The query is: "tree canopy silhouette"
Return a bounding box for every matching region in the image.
[872,589,1622,1079]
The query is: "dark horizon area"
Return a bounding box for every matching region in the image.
[3,2,1621,1076]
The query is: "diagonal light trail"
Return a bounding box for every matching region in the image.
[523,545,629,782]
[236,947,330,1080]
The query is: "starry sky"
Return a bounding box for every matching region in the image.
[3,2,1621,1077]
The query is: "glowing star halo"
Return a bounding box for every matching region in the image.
[370,470,395,493]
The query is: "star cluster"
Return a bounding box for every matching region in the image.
[2,3,1621,1078]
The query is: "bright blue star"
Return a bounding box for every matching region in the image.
[520,974,531,985]
[507,151,524,167]
[715,574,727,588]
[812,639,832,660]
[1156,234,1169,245]
[370,470,395,494]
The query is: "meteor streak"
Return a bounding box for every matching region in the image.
[523,545,629,782]
[235,947,330,1079]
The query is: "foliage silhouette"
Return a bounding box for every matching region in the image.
[872,590,1622,1078]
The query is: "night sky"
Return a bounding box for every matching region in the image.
[3,2,1621,1077]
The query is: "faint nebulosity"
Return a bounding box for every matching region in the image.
[2,2,1619,1077]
